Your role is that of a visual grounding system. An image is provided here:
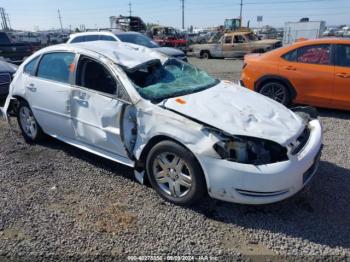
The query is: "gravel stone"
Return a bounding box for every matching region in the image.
[0,58,349,260]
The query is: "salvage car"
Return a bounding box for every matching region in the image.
[67,31,187,61]
[191,32,282,59]
[241,38,350,110]
[0,60,17,106]
[1,41,322,205]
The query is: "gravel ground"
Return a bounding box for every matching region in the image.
[0,58,349,260]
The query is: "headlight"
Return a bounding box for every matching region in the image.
[213,135,288,165]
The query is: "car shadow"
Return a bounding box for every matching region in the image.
[32,119,349,249]
[318,108,350,120]
[36,136,135,180]
[192,160,350,249]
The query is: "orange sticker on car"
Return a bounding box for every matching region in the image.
[175,98,186,104]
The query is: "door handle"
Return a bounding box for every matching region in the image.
[284,66,296,71]
[336,72,350,78]
[73,96,88,106]
[26,83,36,92]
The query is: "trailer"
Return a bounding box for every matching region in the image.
[283,20,326,46]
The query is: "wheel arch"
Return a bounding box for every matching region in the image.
[200,49,211,58]
[254,75,297,101]
[136,135,208,190]
[7,95,27,116]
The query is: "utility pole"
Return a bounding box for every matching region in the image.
[239,0,243,27]
[128,2,132,17]
[0,8,8,31]
[6,13,11,30]
[181,0,184,30]
[57,9,63,32]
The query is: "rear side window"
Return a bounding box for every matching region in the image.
[70,36,85,43]
[224,36,232,44]
[84,35,99,42]
[24,56,39,75]
[100,35,116,41]
[296,44,331,65]
[234,35,245,43]
[335,44,350,67]
[282,49,297,62]
[37,52,75,83]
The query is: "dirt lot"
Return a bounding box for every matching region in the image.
[0,58,349,260]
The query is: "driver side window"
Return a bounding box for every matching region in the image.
[75,56,130,101]
[76,56,117,95]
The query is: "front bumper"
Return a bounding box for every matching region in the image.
[197,119,323,205]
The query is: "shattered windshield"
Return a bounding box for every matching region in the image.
[126,58,219,102]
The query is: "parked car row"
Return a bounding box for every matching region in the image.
[67,31,187,62]
[0,32,34,65]
[1,39,324,206]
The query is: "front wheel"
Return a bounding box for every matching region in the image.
[146,141,206,206]
[259,81,291,106]
[17,100,45,142]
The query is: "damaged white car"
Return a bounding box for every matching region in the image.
[0,41,323,205]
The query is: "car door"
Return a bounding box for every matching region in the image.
[333,44,350,110]
[222,35,234,58]
[70,55,130,159]
[232,35,248,57]
[278,44,334,107]
[24,52,77,139]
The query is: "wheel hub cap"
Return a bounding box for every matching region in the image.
[153,152,192,198]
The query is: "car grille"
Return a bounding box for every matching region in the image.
[236,189,289,198]
[0,73,11,85]
[291,127,311,155]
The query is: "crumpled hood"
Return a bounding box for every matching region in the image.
[163,81,304,145]
[154,47,185,57]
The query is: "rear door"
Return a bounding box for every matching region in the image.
[278,44,334,107]
[333,44,350,110]
[222,35,235,58]
[71,55,131,160]
[24,52,76,139]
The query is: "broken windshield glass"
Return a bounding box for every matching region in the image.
[126,58,219,102]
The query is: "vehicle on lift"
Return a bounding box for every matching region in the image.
[241,38,350,110]
[1,41,322,206]
[191,31,282,59]
[109,15,147,33]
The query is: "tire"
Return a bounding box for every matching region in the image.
[258,81,291,106]
[201,51,210,59]
[17,100,45,142]
[146,140,206,206]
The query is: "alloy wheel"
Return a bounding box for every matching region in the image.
[152,152,192,198]
[260,83,288,105]
[19,106,38,139]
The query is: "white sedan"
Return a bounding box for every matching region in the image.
[1,41,323,205]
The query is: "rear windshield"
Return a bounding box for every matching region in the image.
[126,58,219,102]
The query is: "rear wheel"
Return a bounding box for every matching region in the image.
[259,81,291,106]
[146,141,206,206]
[201,51,210,59]
[17,100,45,142]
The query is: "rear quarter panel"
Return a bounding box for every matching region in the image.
[241,53,280,90]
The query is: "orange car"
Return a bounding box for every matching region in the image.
[241,38,350,110]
